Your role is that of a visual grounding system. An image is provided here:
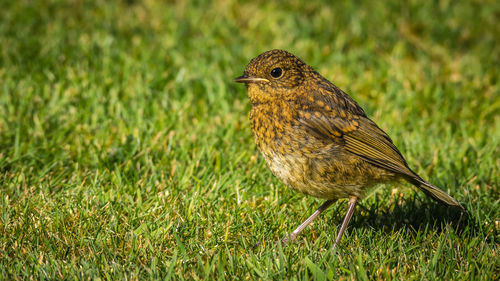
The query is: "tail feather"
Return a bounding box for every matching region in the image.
[407,176,464,209]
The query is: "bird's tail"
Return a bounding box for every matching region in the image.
[407,176,464,209]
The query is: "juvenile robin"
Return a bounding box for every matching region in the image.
[235,49,464,247]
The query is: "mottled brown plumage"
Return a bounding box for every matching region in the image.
[235,49,463,247]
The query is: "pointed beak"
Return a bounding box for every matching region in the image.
[234,74,269,83]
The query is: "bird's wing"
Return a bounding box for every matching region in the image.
[298,112,415,178]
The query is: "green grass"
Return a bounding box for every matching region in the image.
[0,0,499,279]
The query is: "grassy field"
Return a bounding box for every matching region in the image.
[0,0,499,279]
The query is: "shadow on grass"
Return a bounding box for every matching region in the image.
[342,194,483,240]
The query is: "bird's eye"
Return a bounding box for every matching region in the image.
[270,67,283,78]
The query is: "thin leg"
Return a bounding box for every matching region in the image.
[281,199,336,245]
[333,196,358,248]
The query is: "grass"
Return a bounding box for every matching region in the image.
[0,0,498,279]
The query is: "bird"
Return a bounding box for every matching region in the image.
[234,49,464,248]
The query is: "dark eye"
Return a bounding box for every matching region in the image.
[270,67,283,78]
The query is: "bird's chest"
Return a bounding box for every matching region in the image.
[249,102,352,199]
[250,103,298,153]
[249,103,310,185]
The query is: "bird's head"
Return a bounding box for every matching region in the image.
[235,49,313,103]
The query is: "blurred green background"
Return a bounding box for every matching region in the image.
[0,0,498,279]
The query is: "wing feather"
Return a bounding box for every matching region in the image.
[299,114,415,178]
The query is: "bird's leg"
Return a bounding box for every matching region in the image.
[281,199,336,245]
[333,196,358,248]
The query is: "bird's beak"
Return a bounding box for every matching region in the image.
[234,74,269,83]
